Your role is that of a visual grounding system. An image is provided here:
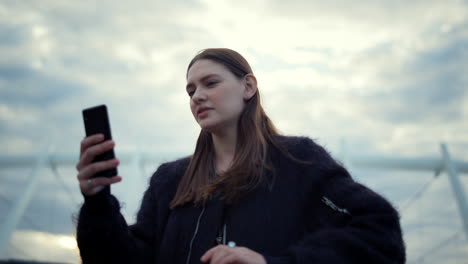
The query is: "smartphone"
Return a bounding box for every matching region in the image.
[82,104,118,178]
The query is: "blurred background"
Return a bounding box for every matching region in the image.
[1,0,467,263]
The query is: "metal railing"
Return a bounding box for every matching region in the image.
[0,143,467,258]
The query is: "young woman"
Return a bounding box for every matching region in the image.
[76,48,406,264]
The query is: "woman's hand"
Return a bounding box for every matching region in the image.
[76,134,122,196]
[201,245,267,264]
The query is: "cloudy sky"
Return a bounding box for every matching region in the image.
[0,0,467,263]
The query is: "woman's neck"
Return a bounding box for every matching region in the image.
[212,128,237,174]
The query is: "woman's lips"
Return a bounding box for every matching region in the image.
[197,108,212,118]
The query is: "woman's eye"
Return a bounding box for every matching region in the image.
[206,81,218,87]
[187,91,194,97]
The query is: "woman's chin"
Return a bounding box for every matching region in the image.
[197,118,239,135]
[198,121,216,132]
[198,122,223,134]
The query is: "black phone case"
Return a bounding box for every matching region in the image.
[82,104,118,178]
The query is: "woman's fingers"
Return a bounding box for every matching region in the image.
[77,158,120,195]
[202,246,230,264]
[76,140,115,171]
[79,134,104,156]
[220,253,241,264]
[76,135,121,196]
[201,245,226,263]
[77,158,119,181]
[80,176,122,196]
[201,245,266,264]
[211,250,231,264]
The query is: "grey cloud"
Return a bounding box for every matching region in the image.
[0,0,209,155]
[0,62,91,152]
[0,24,31,46]
[358,38,467,124]
[253,48,334,73]
[0,65,85,105]
[264,0,464,26]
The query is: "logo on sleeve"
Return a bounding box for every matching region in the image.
[321,196,351,215]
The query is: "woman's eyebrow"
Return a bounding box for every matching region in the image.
[186,74,220,90]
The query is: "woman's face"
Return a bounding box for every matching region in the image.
[186,59,247,133]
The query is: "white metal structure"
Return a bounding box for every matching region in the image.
[0,145,467,258]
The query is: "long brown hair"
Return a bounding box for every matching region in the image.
[170,48,281,208]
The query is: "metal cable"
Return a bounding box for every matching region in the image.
[413,229,463,263]
[0,193,42,230]
[50,162,80,206]
[399,175,438,216]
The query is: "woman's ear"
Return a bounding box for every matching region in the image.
[243,74,258,101]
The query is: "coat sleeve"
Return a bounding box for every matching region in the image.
[76,162,174,264]
[265,137,406,264]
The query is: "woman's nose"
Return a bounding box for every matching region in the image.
[192,88,206,103]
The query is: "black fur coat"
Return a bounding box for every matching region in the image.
[77,136,406,264]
